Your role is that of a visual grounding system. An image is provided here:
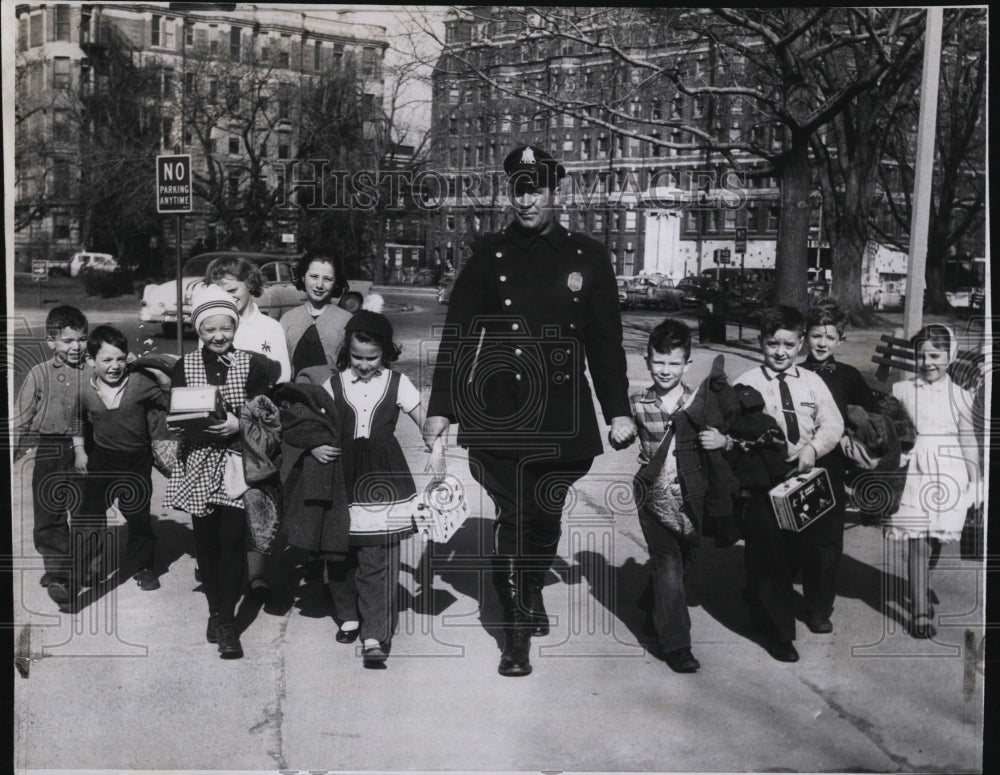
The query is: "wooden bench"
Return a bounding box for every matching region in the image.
[871,332,983,393]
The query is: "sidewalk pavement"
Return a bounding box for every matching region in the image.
[10,317,987,773]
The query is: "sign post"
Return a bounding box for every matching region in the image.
[735,227,747,341]
[156,154,193,356]
[31,260,48,307]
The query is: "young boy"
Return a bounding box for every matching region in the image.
[732,305,844,662]
[13,305,90,610]
[72,325,169,592]
[797,302,878,634]
[629,319,709,673]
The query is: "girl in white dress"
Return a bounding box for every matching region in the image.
[885,325,980,638]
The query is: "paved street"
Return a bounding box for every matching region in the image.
[9,287,988,773]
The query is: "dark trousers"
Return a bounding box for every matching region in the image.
[635,477,694,653]
[31,435,79,577]
[743,455,846,641]
[327,540,401,644]
[468,449,592,559]
[82,446,156,576]
[191,505,246,625]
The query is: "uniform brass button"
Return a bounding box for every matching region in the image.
[577,249,583,254]
[566,348,572,354]
[504,299,512,306]
[511,323,519,331]
[514,348,522,356]
[499,274,507,282]
[570,323,577,330]
[573,297,580,303]
[496,252,503,258]
[515,373,522,381]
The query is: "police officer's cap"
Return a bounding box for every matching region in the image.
[503,145,566,190]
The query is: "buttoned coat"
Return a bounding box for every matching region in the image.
[428,222,631,459]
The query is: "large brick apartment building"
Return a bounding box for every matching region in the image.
[14,2,389,273]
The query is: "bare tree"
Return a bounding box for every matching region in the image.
[411,6,927,311]
[873,8,986,313]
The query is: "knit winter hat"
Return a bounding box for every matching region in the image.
[345,309,393,341]
[191,283,240,331]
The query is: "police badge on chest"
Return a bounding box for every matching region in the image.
[567,272,583,292]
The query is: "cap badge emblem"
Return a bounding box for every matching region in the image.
[520,147,537,165]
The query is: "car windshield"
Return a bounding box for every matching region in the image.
[182,255,215,277]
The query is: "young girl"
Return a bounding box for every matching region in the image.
[164,284,276,659]
[885,324,980,639]
[280,251,353,377]
[319,308,435,667]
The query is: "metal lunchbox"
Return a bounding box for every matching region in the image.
[167,386,226,442]
[768,467,836,532]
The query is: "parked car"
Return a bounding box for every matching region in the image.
[676,276,721,308]
[643,277,686,310]
[734,283,776,325]
[437,280,454,305]
[140,251,371,337]
[70,251,118,277]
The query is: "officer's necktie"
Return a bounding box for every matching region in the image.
[777,373,800,444]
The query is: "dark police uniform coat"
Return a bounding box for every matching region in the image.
[427,221,630,460]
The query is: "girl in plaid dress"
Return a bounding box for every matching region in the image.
[165,284,274,660]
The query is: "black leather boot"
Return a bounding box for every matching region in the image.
[524,569,550,637]
[493,558,532,677]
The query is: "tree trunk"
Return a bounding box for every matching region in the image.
[830,219,871,325]
[774,134,811,313]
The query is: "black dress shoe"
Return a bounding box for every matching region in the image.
[766,640,800,663]
[206,614,220,644]
[217,623,243,659]
[362,642,388,668]
[336,627,360,644]
[46,579,73,610]
[135,568,161,591]
[663,647,700,673]
[498,627,532,677]
[806,614,833,634]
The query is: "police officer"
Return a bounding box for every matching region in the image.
[423,145,637,676]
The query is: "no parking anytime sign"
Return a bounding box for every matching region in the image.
[156,154,192,213]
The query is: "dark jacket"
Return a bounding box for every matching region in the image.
[275,382,350,556]
[239,394,283,553]
[726,383,791,488]
[427,222,631,459]
[643,354,741,547]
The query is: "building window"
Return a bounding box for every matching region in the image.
[162,69,173,99]
[18,17,27,51]
[332,43,343,69]
[184,21,193,47]
[230,26,241,59]
[597,136,608,159]
[580,138,591,161]
[53,212,71,239]
[52,159,71,197]
[278,85,291,119]
[278,142,290,160]
[729,122,741,142]
[29,13,43,47]
[767,206,780,231]
[53,109,71,142]
[229,137,240,155]
[628,137,641,157]
[314,41,322,70]
[625,211,637,231]
[161,117,173,150]
[724,208,736,230]
[151,14,161,46]
[195,27,207,52]
[227,77,240,109]
[209,25,219,56]
[278,34,290,68]
[446,213,455,231]
[563,113,575,128]
[693,96,705,118]
[164,17,175,49]
[55,5,71,41]
[227,169,240,200]
[614,135,624,157]
[593,212,604,232]
[184,71,195,93]
[651,100,662,120]
[747,206,758,232]
[53,57,71,89]
[362,47,379,77]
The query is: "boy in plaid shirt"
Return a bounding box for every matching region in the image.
[629,319,711,673]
